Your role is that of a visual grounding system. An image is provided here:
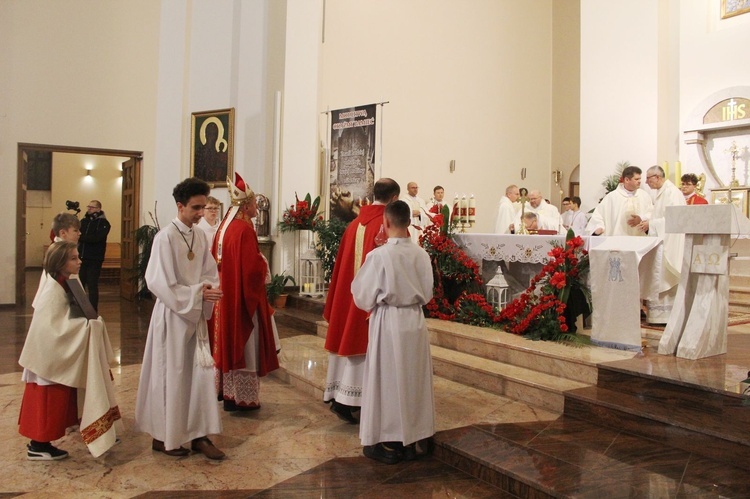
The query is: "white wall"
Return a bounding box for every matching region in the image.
[0,0,161,303]
[580,0,662,208]
[318,0,555,233]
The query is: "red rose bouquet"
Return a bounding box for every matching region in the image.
[278,193,322,232]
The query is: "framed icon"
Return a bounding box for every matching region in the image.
[190,108,235,188]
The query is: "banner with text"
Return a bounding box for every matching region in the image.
[329,104,377,222]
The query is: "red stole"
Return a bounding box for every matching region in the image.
[210,214,279,376]
[323,204,385,356]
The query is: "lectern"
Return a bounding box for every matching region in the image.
[658,204,750,359]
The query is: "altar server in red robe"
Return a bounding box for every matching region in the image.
[211,172,280,411]
[323,178,400,423]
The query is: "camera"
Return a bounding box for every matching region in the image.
[66,200,81,214]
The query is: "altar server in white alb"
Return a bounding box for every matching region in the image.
[494,184,520,234]
[640,165,685,324]
[352,200,435,465]
[135,177,226,460]
[586,165,653,236]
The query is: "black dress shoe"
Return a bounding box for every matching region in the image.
[403,437,434,461]
[363,443,402,465]
[152,439,190,457]
[329,400,358,424]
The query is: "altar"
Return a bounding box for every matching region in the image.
[453,233,599,297]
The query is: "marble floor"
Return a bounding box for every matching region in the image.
[0,276,548,497]
[3,273,750,497]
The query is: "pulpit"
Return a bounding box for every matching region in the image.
[658,204,750,359]
[589,237,662,351]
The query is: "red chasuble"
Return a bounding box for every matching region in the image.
[210,214,279,376]
[323,204,386,357]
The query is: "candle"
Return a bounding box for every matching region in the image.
[674,161,681,184]
[468,194,476,223]
[663,161,669,179]
[461,195,468,224]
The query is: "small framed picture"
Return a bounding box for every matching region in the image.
[711,187,750,217]
[721,0,750,19]
[190,108,235,188]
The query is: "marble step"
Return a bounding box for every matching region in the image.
[564,368,750,471]
[430,344,588,413]
[427,318,635,385]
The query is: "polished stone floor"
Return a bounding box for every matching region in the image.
[3,273,750,497]
[0,275,542,497]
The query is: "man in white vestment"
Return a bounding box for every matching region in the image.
[403,181,428,244]
[567,196,588,236]
[135,177,226,460]
[640,165,686,324]
[494,184,520,234]
[352,200,435,465]
[514,190,562,234]
[586,166,653,236]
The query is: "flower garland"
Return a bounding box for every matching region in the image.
[498,231,590,342]
[421,206,501,327]
[278,193,322,232]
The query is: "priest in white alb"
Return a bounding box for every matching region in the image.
[640,165,685,324]
[586,166,653,237]
[352,200,435,465]
[494,184,520,234]
[515,190,562,234]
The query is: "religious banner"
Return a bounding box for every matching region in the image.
[329,104,377,222]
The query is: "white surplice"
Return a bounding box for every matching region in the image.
[19,274,122,457]
[404,194,428,244]
[352,237,435,447]
[586,185,653,236]
[134,218,222,451]
[516,200,562,234]
[494,196,518,234]
[646,179,686,323]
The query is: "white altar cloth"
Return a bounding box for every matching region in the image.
[453,234,595,264]
[589,237,662,351]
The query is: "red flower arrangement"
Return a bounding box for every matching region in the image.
[498,230,590,342]
[420,206,501,327]
[278,193,322,232]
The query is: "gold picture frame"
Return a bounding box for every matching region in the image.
[711,187,750,217]
[190,108,235,188]
[721,0,750,19]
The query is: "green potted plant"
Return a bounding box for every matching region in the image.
[313,217,349,282]
[266,272,296,308]
[133,202,161,300]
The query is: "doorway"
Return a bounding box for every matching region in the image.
[16,143,142,305]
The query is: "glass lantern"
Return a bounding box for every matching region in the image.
[299,256,324,297]
[486,266,510,310]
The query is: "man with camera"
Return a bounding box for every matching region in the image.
[78,200,111,312]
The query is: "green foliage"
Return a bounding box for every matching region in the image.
[601,161,630,195]
[133,204,161,298]
[313,217,349,282]
[266,272,296,302]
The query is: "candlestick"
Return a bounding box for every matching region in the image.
[468,194,476,224]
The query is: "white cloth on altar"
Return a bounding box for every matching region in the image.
[19,275,122,457]
[589,236,662,350]
[134,218,222,451]
[494,196,518,234]
[352,238,435,446]
[586,185,653,236]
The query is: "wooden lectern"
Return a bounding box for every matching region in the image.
[658,204,750,359]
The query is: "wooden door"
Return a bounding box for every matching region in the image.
[120,157,140,300]
[16,150,28,305]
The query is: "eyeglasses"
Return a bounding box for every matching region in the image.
[646,175,659,180]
